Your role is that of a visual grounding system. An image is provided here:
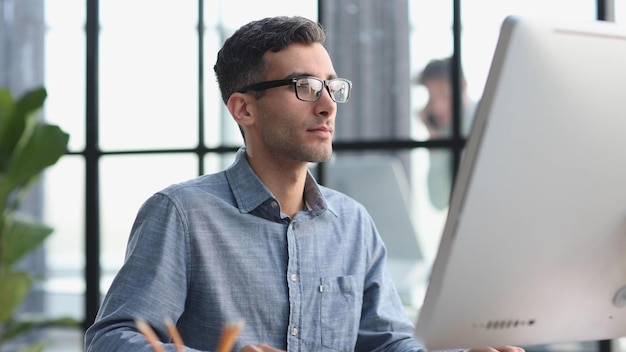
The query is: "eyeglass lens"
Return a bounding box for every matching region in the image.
[295,77,350,103]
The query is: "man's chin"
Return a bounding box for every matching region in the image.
[305,152,332,164]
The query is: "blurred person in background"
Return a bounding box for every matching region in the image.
[416,57,476,210]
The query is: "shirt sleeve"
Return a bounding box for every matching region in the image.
[84,193,205,352]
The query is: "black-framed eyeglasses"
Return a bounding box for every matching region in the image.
[237,76,352,103]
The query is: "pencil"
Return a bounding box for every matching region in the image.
[216,320,244,352]
[165,317,186,352]
[135,318,166,352]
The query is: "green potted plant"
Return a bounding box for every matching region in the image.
[0,87,76,351]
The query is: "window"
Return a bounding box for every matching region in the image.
[0,0,617,350]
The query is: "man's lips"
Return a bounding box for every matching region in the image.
[308,126,333,138]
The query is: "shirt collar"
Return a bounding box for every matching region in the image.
[225,147,329,216]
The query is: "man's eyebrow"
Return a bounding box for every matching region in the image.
[284,72,310,79]
[284,72,339,80]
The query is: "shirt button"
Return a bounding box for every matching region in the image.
[270,201,278,208]
[290,273,298,282]
[291,327,298,336]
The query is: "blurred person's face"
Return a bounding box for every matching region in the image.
[422,78,453,128]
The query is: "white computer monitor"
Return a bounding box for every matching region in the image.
[415,15,626,350]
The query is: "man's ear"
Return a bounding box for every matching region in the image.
[227,92,256,128]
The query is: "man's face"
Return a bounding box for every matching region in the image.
[249,43,338,164]
[422,78,453,128]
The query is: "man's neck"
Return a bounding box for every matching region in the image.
[245,152,308,218]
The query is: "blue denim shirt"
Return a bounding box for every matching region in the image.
[85,148,426,352]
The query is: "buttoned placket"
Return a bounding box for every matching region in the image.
[286,220,301,351]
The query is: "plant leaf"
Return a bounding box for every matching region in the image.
[1,215,53,267]
[2,316,80,341]
[0,87,13,113]
[0,174,10,213]
[0,269,33,324]
[0,89,16,172]
[6,123,69,192]
[0,88,47,172]
[0,88,15,134]
[20,343,46,352]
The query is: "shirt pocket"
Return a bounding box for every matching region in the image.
[320,275,364,351]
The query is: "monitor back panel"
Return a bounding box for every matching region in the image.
[415,16,626,350]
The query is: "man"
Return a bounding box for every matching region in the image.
[417,58,476,210]
[85,16,522,352]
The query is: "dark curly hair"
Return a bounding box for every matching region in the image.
[214,16,327,104]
